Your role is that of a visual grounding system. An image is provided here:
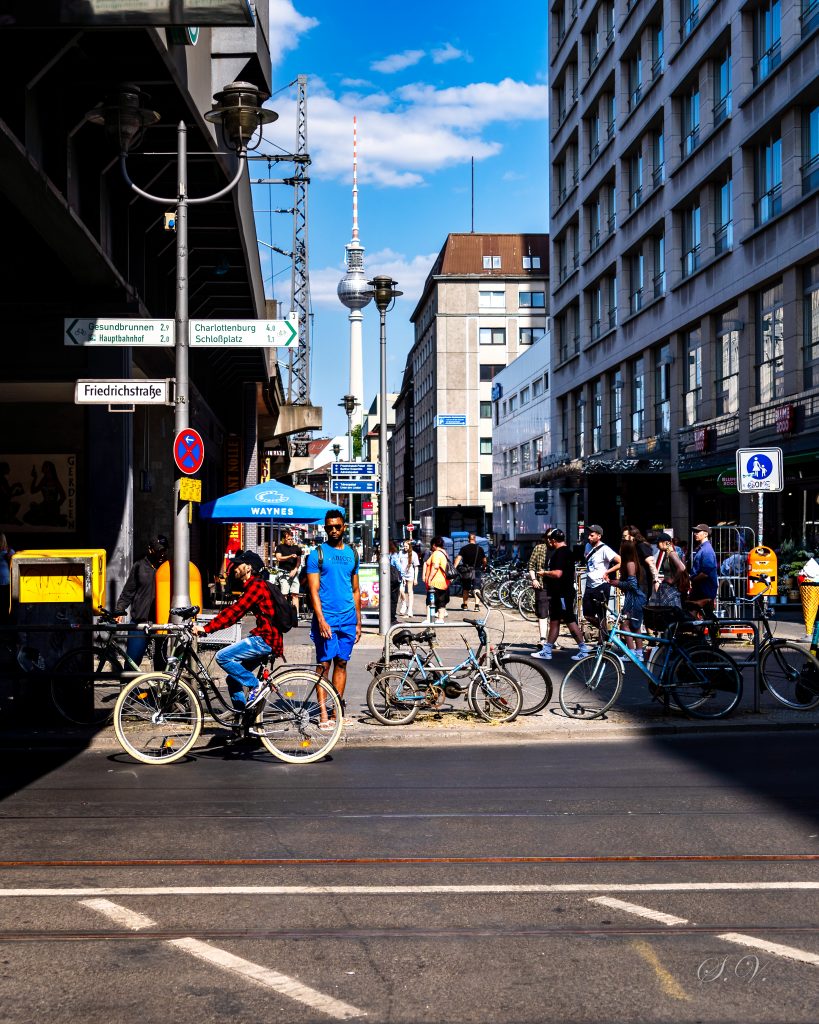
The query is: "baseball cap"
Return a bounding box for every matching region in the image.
[234,550,264,574]
[693,523,711,534]
[587,524,605,535]
[549,529,566,542]
[657,532,673,543]
[149,534,168,552]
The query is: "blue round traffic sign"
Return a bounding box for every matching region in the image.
[174,428,204,475]
[745,453,773,480]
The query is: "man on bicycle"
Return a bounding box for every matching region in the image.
[193,550,283,713]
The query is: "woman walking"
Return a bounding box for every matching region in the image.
[397,539,419,617]
[423,536,451,622]
[613,538,649,657]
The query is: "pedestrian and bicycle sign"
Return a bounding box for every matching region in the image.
[173,429,204,475]
[735,448,783,492]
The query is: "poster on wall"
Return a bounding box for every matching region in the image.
[357,562,380,612]
[0,455,77,533]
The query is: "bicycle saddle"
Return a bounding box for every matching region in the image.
[391,629,415,646]
[170,605,200,620]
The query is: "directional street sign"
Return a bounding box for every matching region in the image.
[189,314,298,347]
[74,379,173,405]
[173,428,205,476]
[330,479,379,493]
[331,462,376,476]
[435,414,467,427]
[64,318,174,346]
[735,447,783,493]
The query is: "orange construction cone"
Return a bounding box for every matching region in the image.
[798,579,819,637]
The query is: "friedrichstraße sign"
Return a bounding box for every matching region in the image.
[74,379,174,405]
[65,314,298,348]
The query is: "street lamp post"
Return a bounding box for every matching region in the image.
[367,276,402,636]
[88,83,276,612]
[339,394,358,524]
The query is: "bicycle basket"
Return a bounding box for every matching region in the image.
[643,605,686,634]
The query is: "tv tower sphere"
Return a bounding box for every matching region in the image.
[337,256,372,310]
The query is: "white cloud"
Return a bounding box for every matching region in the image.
[310,249,438,308]
[431,43,471,64]
[370,49,425,74]
[267,0,318,67]
[264,77,547,188]
[340,78,373,88]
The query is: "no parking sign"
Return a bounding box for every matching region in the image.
[173,428,204,475]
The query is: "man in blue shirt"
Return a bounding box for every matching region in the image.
[306,510,361,726]
[690,523,718,610]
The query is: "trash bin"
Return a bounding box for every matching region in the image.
[798,578,819,636]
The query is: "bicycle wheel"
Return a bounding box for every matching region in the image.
[114,673,202,764]
[498,654,553,714]
[760,641,819,710]
[468,670,522,723]
[257,670,343,762]
[366,669,422,725]
[482,579,503,608]
[559,653,623,719]
[497,580,516,609]
[51,644,123,725]
[670,647,743,719]
[517,586,538,622]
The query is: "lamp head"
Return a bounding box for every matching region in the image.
[340,395,358,416]
[367,274,403,312]
[332,443,341,457]
[86,84,160,153]
[205,81,278,152]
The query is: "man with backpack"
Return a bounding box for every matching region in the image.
[193,550,284,713]
[305,510,361,726]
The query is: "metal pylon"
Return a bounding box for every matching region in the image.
[288,74,310,405]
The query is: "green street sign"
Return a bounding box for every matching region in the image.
[189,314,298,348]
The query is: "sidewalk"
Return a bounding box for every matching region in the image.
[2,605,818,750]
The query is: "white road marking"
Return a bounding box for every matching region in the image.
[590,896,688,926]
[83,898,366,1019]
[718,933,819,967]
[2,881,819,897]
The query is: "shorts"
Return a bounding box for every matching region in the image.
[548,593,578,624]
[278,575,300,596]
[426,587,449,608]
[311,621,356,663]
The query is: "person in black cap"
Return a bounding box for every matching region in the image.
[580,524,620,642]
[115,534,168,668]
[193,550,283,714]
[690,524,718,608]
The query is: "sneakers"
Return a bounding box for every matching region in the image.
[245,686,264,707]
[570,644,593,661]
[533,643,553,660]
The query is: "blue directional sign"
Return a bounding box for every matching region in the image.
[435,414,467,427]
[330,479,379,493]
[331,462,376,476]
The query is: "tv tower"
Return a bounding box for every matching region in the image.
[337,116,370,428]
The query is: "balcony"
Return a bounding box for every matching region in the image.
[651,54,664,79]
[714,221,733,255]
[681,126,700,158]
[589,229,601,252]
[754,40,782,84]
[607,212,617,236]
[652,163,665,187]
[590,319,602,341]
[682,4,699,38]
[802,0,819,36]
[629,288,643,315]
[713,93,731,127]
[755,183,782,226]
[678,414,740,470]
[653,271,666,298]
[802,152,819,194]
[629,185,643,212]
[681,244,700,279]
[626,435,671,460]
[629,84,643,111]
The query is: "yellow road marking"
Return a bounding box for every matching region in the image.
[630,939,690,1001]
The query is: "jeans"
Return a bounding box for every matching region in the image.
[124,627,150,669]
[215,634,272,708]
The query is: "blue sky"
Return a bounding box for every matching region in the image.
[253,0,549,436]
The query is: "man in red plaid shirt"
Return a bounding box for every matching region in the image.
[193,550,283,711]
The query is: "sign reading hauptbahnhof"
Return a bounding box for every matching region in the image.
[65,315,298,348]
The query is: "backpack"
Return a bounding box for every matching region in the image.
[302,543,360,612]
[265,580,298,633]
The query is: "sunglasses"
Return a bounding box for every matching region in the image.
[326,523,345,531]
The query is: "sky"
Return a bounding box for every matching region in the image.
[253,0,550,437]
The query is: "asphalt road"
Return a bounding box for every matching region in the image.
[1,732,818,1023]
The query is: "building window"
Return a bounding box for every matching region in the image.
[479,289,505,308]
[592,378,603,452]
[519,326,546,346]
[607,274,618,328]
[629,151,643,211]
[651,23,664,77]
[610,370,623,447]
[479,363,505,381]
[519,290,546,308]
[803,264,819,387]
[756,281,784,403]
[684,327,703,425]
[631,356,645,441]
[590,283,603,340]
[532,377,544,398]
[510,447,519,471]
[479,327,506,345]
[606,182,617,234]
[520,386,531,405]
[803,0,819,36]
[682,85,700,157]
[755,134,782,224]
[654,344,672,434]
[508,394,518,412]
[521,443,531,472]
[754,0,781,83]
[629,252,644,314]
[714,51,732,125]
[681,0,699,38]
[575,397,586,458]
[482,255,501,269]
[628,55,643,110]
[682,204,701,278]
[803,105,819,193]
[589,197,602,251]
[653,233,666,297]
[480,437,493,455]
[652,129,665,186]
[480,474,493,491]
[716,308,740,416]
[522,255,541,269]
[534,437,543,469]
[715,177,733,254]
[480,400,492,418]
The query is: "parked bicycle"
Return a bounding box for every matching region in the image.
[558,600,743,720]
[113,606,342,765]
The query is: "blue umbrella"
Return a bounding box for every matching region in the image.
[199,480,343,524]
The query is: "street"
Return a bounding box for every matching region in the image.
[1,731,817,1022]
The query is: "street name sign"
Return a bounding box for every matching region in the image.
[735,447,783,492]
[435,414,467,427]
[189,314,298,347]
[65,318,174,346]
[330,479,379,493]
[75,379,174,405]
[331,462,376,476]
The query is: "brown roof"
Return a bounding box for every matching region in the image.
[435,233,549,277]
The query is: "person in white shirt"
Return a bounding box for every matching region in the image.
[397,539,420,617]
[581,524,621,630]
